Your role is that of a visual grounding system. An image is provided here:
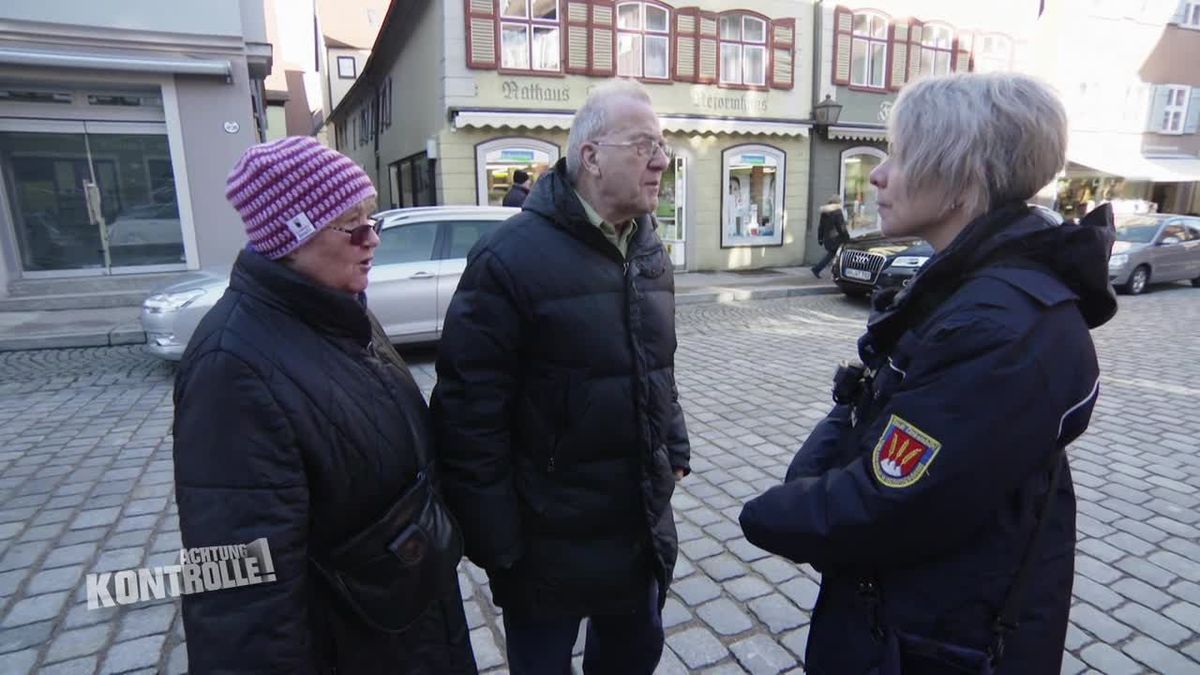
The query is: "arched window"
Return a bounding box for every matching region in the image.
[722,144,786,247]
[850,11,888,88]
[475,138,560,206]
[840,147,887,233]
[718,13,768,86]
[616,2,670,79]
[917,23,954,78]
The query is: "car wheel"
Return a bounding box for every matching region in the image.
[1121,265,1150,295]
[1192,274,1200,288]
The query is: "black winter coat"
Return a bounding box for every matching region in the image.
[741,204,1117,674]
[818,205,848,252]
[502,183,530,208]
[173,249,475,674]
[431,159,690,617]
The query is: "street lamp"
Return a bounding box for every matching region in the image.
[813,94,844,129]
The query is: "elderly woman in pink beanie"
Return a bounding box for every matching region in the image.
[172,137,476,674]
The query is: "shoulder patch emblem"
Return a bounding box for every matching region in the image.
[871,414,941,488]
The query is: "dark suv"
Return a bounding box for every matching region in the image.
[831,234,930,298]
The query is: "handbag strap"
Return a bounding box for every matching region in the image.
[988,447,1064,664]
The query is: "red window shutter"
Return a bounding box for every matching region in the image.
[906,19,924,82]
[565,0,591,74]
[697,10,718,84]
[465,0,498,69]
[953,31,973,72]
[674,8,699,82]
[769,18,795,90]
[591,0,616,76]
[887,19,910,91]
[832,6,853,86]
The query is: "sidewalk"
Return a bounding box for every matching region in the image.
[0,267,837,352]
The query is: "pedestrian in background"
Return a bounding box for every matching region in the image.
[173,137,475,674]
[741,73,1117,674]
[812,194,848,278]
[432,81,690,675]
[502,169,532,207]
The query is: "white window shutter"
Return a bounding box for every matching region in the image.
[1147,85,1170,132]
[1184,88,1200,134]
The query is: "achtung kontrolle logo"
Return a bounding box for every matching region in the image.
[86,538,276,609]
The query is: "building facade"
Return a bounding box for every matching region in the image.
[806,0,1039,260]
[334,0,816,271]
[0,0,272,294]
[1042,0,1200,218]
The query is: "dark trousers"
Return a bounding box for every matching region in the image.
[812,248,837,275]
[501,579,663,675]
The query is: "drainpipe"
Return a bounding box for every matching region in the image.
[806,0,823,265]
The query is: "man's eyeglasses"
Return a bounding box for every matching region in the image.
[594,139,674,160]
[327,218,382,246]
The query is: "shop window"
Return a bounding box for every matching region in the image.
[393,152,437,208]
[917,24,954,78]
[1151,85,1191,134]
[718,14,768,87]
[843,11,888,89]
[337,56,357,79]
[722,145,785,247]
[617,2,670,79]
[840,147,886,234]
[475,138,559,206]
[500,0,561,72]
[974,34,1012,73]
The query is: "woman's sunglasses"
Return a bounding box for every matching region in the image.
[327,218,382,246]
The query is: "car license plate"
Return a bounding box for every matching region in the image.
[844,268,872,281]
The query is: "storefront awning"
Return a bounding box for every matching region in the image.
[827,125,887,142]
[452,110,810,137]
[0,47,232,81]
[1068,138,1200,183]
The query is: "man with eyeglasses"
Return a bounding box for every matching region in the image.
[433,81,690,674]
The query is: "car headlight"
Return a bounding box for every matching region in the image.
[890,256,930,268]
[1108,254,1128,269]
[144,289,205,313]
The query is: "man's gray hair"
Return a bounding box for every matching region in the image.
[887,73,1067,217]
[566,81,654,182]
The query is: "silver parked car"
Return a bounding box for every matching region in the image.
[140,205,518,359]
[1108,213,1200,295]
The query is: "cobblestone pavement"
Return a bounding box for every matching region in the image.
[1,283,1199,674]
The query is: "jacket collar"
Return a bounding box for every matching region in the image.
[860,201,1116,364]
[230,247,372,345]
[522,158,661,262]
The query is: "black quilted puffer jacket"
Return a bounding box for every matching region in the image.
[173,248,475,674]
[431,159,691,617]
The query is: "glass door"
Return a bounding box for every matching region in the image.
[657,155,686,268]
[0,121,185,275]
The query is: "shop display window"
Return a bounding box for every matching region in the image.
[840,147,886,234]
[476,138,559,206]
[721,145,784,247]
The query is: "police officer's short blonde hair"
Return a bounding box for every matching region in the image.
[887,73,1067,218]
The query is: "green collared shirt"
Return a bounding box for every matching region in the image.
[574,189,638,259]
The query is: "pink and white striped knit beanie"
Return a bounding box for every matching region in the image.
[225,136,377,260]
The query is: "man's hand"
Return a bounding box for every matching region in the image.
[674,468,686,482]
